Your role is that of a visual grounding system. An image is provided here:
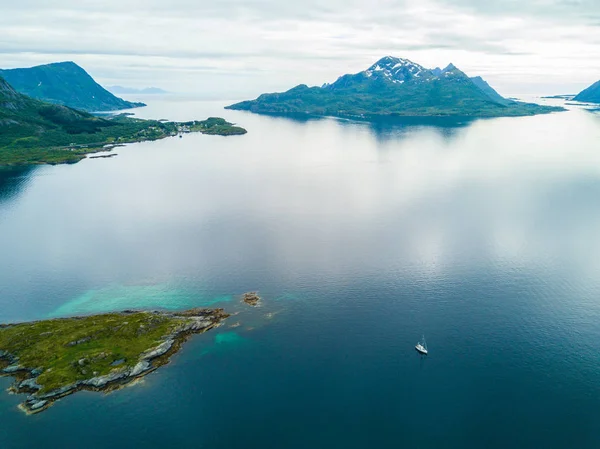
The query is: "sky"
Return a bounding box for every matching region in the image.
[2,0,600,98]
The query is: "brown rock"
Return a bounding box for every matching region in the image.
[242,292,261,306]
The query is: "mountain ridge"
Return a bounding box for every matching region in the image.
[470,76,511,105]
[573,80,600,103]
[0,62,145,112]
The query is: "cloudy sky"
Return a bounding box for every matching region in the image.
[2,0,600,98]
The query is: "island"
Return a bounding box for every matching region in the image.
[0,308,229,414]
[542,94,576,100]
[185,117,248,136]
[573,79,600,104]
[242,292,261,306]
[0,75,247,166]
[226,56,564,119]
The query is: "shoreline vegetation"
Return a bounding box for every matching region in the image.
[0,116,247,167]
[0,308,229,414]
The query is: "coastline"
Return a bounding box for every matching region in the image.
[225,104,566,120]
[0,308,229,414]
[0,117,247,167]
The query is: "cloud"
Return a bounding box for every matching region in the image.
[0,0,599,95]
[437,0,600,24]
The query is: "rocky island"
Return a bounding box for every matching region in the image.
[227,56,564,119]
[0,308,229,414]
[242,292,261,306]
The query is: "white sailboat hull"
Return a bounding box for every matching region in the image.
[415,344,428,355]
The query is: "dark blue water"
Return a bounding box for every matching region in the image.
[2,98,600,448]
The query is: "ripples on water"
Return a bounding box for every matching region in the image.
[1,99,600,448]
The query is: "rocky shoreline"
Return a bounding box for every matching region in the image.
[89,153,118,159]
[0,308,228,414]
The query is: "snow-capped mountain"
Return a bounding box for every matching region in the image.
[326,57,468,90]
[227,56,563,118]
[362,56,429,84]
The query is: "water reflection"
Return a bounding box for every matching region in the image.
[341,115,473,142]
[0,166,36,206]
[0,102,598,324]
[245,111,324,124]
[0,106,597,313]
[240,110,474,143]
[2,100,600,448]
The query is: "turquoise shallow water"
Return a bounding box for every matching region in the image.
[2,98,600,448]
[48,282,233,317]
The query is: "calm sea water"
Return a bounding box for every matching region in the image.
[2,97,600,448]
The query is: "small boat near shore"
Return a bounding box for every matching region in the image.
[415,336,428,355]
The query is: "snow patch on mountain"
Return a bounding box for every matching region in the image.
[363,56,428,83]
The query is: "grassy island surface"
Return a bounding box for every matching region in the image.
[0,308,229,414]
[187,117,248,136]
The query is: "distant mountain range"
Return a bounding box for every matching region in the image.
[227,56,563,118]
[107,86,168,95]
[573,80,600,103]
[0,62,145,112]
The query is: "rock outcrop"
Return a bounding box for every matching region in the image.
[242,292,261,306]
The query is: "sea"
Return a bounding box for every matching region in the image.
[1,96,600,448]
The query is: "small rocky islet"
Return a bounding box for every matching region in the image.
[241,292,261,306]
[0,307,230,414]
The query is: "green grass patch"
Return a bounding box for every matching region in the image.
[0,312,187,393]
[0,116,247,166]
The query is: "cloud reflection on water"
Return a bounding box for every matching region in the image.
[1,101,600,320]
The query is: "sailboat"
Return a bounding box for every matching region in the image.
[415,336,428,355]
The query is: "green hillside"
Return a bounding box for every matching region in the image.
[0,62,145,112]
[0,77,246,166]
[470,76,511,105]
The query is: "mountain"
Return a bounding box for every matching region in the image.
[469,76,511,105]
[0,62,145,112]
[0,75,165,164]
[0,75,96,133]
[573,80,600,103]
[107,86,168,95]
[227,56,563,118]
